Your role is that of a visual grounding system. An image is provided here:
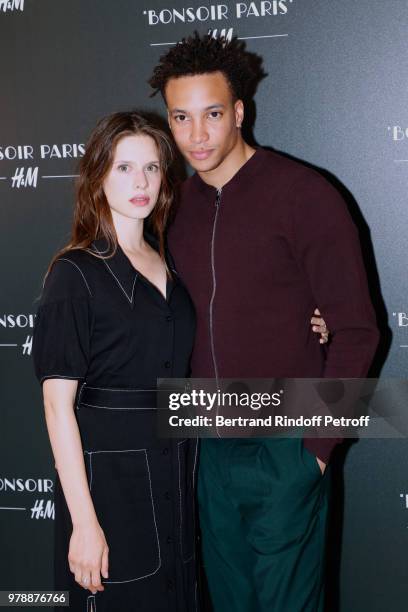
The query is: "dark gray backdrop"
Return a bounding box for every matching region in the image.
[1,1,407,611]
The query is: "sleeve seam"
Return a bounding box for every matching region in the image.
[40,374,85,383]
[57,258,93,297]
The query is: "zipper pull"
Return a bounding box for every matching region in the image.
[215,188,222,208]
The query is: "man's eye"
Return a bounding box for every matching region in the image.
[209,111,222,119]
[174,114,187,122]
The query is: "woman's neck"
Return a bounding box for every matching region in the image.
[111,210,147,254]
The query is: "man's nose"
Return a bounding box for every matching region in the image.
[190,120,209,145]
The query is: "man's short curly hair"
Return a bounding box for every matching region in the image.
[148,32,263,102]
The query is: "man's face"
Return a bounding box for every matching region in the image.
[165,71,243,173]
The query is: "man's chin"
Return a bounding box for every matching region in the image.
[188,154,220,174]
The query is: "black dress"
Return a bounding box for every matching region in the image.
[33,234,198,612]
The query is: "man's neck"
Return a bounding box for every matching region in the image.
[197,138,256,190]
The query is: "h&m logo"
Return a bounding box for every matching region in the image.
[209,27,234,41]
[30,499,55,520]
[0,0,24,12]
[11,167,38,188]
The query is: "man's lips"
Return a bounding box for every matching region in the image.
[189,149,214,161]
[129,195,150,206]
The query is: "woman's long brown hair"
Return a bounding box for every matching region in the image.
[46,111,175,276]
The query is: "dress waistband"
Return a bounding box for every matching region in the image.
[78,385,157,410]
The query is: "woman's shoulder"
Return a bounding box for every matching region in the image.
[43,248,98,302]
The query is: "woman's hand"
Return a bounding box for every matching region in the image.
[68,520,109,594]
[311,308,329,344]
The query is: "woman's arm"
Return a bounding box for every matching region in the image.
[43,379,109,594]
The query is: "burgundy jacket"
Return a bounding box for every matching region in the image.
[168,147,379,462]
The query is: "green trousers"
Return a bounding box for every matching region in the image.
[197,437,330,612]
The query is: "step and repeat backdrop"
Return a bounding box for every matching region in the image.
[1,1,407,611]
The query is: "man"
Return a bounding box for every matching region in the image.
[149,33,379,611]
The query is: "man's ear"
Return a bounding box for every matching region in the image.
[234,99,244,129]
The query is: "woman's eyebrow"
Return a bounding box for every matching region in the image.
[113,159,160,164]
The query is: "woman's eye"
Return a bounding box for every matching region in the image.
[118,164,129,172]
[146,164,159,173]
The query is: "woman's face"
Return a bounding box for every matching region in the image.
[103,134,162,221]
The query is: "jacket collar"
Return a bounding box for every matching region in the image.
[91,230,177,306]
[91,237,138,306]
[191,146,266,197]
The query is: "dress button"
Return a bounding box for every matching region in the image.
[162,447,169,455]
[167,579,174,591]
[164,491,171,500]
[164,361,171,368]
[166,315,173,322]
[166,536,173,544]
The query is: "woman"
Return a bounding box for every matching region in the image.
[33,112,197,612]
[33,111,328,612]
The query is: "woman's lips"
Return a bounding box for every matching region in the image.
[129,196,150,206]
[189,149,214,161]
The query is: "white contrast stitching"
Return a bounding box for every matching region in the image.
[130,274,137,303]
[75,381,86,412]
[178,439,194,564]
[103,258,134,303]
[86,594,96,612]
[86,386,156,392]
[57,258,92,296]
[85,449,146,455]
[192,437,198,491]
[93,244,137,304]
[83,448,162,583]
[40,374,84,383]
[80,402,156,411]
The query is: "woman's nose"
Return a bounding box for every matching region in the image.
[133,170,148,190]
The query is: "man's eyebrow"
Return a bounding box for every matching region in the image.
[205,104,225,110]
[170,104,225,113]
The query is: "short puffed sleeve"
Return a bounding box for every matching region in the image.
[33,257,93,385]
